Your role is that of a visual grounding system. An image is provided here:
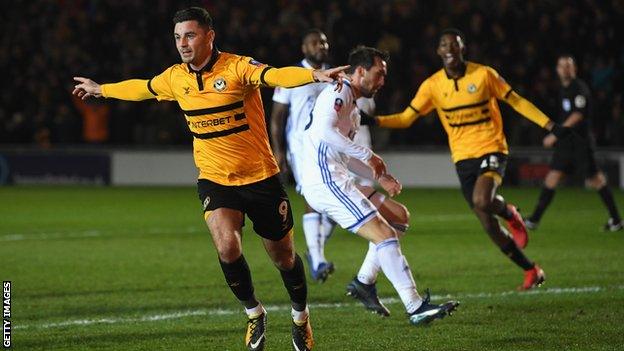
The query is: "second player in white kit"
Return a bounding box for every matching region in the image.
[271,30,383,283]
[300,46,459,325]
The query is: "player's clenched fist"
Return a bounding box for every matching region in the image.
[379,174,402,197]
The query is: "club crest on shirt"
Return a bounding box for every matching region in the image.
[213,77,227,92]
[334,98,344,112]
[467,83,477,93]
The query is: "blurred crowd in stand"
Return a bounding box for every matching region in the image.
[2,0,623,149]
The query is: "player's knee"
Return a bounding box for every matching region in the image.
[388,205,410,235]
[211,233,242,263]
[587,172,606,189]
[396,203,410,224]
[472,194,492,212]
[376,223,398,242]
[544,171,562,188]
[273,253,295,270]
[216,245,242,263]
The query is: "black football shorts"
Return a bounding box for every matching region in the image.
[197,175,294,241]
[455,152,508,208]
[550,136,599,177]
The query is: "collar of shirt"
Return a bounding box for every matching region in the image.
[443,61,467,80]
[187,48,221,74]
[340,77,357,102]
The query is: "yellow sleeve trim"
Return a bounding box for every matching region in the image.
[377,107,420,129]
[505,91,551,128]
[260,67,315,88]
[101,79,156,101]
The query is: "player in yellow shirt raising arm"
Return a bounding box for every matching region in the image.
[362,28,570,291]
[72,7,347,351]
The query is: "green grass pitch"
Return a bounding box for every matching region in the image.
[1,186,623,350]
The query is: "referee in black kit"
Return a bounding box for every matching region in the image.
[525,55,622,231]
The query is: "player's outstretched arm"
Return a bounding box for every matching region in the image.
[259,65,349,90]
[504,91,552,128]
[377,108,420,129]
[312,65,349,84]
[360,107,420,129]
[73,77,157,101]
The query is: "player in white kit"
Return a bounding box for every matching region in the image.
[271,29,337,282]
[271,31,411,292]
[300,46,459,325]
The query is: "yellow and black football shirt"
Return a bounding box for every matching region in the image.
[101,50,316,185]
[378,61,552,163]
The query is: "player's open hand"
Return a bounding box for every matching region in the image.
[379,174,402,197]
[367,153,387,179]
[73,77,103,100]
[313,65,350,92]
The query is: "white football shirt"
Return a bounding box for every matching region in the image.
[300,80,373,188]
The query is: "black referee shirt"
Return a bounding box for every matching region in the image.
[558,78,592,139]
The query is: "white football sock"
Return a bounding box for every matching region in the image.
[291,306,309,325]
[357,241,381,285]
[375,238,422,314]
[320,213,336,244]
[245,303,266,318]
[303,212,325,269]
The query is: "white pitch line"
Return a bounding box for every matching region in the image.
[0,231,101,242]
[0,227,204,242]
[16,285,624,330]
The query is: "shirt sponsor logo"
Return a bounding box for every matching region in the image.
[334,98,344,112]
[188,116,232,128]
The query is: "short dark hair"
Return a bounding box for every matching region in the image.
[173,7,213,30]
[557,53,576,65]
[301,28,325,43]
[345,46,389,74]
[439,28,466,45]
